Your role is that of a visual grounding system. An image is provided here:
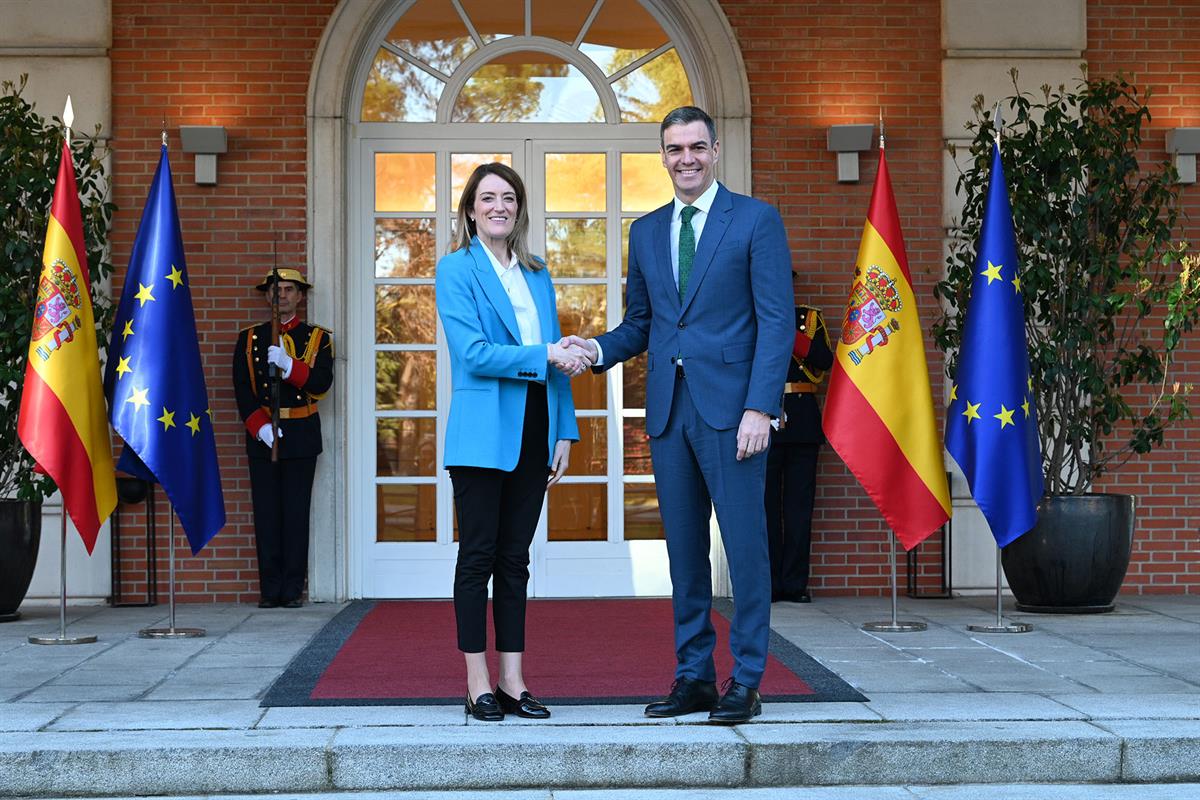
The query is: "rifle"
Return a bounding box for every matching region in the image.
[269,240,281,463]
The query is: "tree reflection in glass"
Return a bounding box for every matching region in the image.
[548,483,607,541]
[376,285,437,344]
[614,49,692,123]
[375,219,435,278]
[546,219,605,279]
[453,55,602,123]
[362,49,443,122]
[383,0,477,75]
[623,483,664,539]
[556,284,606,411]
[376,485,436,542]
[376,352,436,411]
[377,418,437,477]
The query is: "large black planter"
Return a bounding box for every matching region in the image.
[1001,493,1134,613]
[0,499,42,622]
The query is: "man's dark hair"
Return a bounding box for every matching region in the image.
[660,106,717,146]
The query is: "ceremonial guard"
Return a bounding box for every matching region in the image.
[766,304,832,603]
[232,268,334,608]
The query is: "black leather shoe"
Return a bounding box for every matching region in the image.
[708,679,762,724]
[643,677,718,718]
[495,686,551,719]
[465,692,504,721]
[779,591,811,604]
[282,598,303,608]
[257,598,278,609]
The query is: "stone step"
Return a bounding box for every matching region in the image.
[24,785,1200,800]
[2,720,1198,797]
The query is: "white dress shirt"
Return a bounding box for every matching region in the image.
[669,178,719,291]
[480,242,542,346]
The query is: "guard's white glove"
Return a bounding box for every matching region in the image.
[267,338,293,378]
[256,423,282,448]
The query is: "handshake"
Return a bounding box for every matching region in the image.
[547,335,598,378]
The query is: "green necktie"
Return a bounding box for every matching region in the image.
[678,205,698,301]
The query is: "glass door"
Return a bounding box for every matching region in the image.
[356,137,677,598]
[357,140,524,598]
[527,141,674,597]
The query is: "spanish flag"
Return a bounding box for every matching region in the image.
[823,146,951,550]
[17,141,117,554]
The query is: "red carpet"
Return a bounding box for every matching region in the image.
[263,599,866,705]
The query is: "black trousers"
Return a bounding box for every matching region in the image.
[248,456,317,603]
[765,442,819,596]
[449,383,549,653]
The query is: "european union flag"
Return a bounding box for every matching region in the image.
[104,146,225,554]
[945,142,1043,547]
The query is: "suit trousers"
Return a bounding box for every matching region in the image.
[249,455,317,603]
[765,441,819,596]
[449,383,549,653]
[648,373,773,688]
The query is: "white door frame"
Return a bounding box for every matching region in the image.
[306,0,753,600]
[352,130,678,599]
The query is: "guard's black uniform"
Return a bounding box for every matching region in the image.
[765,306,832,601]
[232,317,334,605]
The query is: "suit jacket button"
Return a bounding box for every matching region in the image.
[677,322,686,329]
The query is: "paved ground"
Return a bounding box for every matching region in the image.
[1,595,1197,797]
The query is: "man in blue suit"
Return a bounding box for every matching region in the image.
[565,106,794,723]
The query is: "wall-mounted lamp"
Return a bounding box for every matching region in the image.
[1166,128,1199,185]
[827,124,876,183]
[179,125,228,185]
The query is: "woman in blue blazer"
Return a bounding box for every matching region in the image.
[435,163,583,722]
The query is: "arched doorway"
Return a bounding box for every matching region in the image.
[306,0,751,600]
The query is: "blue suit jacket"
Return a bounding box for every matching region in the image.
[596,184,794,436]
[436,238,579,471]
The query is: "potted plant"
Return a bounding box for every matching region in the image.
[935,70,1200,612]
[0,75,115,620]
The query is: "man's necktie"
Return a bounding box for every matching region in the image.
[678,205,698,301]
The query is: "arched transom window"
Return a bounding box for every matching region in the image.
[360,0,693,123]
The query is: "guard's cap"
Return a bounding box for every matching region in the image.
[256,268,312,291]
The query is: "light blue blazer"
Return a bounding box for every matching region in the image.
[435,238,580,471]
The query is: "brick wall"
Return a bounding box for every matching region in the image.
[109,1,336,602]
[106,0,1194,601]
[722,0,948,596]
[1085,0,1200,594]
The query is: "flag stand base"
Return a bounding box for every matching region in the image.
[861,535,926,633]
[29,633,98,645]
[138,627,204,639]
[138,506,205,640]
[862,620,927,633]
[966,549,1033,635]
[29,515,98,646]
[967,622,1031,634]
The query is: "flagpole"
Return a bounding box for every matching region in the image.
[29,510,98,645]
[138,502,204,639]
[861,534,927,633]
[967,548,1032,633]
[29,96,98,648]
